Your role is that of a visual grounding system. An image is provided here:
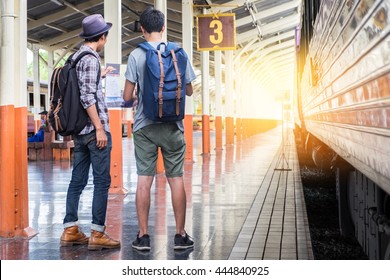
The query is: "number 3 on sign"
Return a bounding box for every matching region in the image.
[209,19,223,44]
[197,13,235,51]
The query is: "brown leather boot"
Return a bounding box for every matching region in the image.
[60,226,89,247]
[88,230,121,250]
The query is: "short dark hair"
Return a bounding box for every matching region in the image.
[85,31,108,43]
[139,7,164,33]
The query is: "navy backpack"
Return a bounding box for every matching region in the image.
[49,51,100,136]
[138,42,188,122]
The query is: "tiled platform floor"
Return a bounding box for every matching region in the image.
[229,132,313,260]
[0,127,313,260]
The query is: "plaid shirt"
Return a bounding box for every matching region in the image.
[74,45,110,134]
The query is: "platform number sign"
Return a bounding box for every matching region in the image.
[197,13,236,51]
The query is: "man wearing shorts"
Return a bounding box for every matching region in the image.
[122,8,196,251]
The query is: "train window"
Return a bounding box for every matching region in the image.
[29,93,33,107]
[40,94,46,109]
[28,93,47,110]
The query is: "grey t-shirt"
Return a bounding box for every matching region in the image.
[125,42,196,132]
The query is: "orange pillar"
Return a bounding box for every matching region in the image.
[0,106,35,238]
[236,117,242,143]
[215,116,223,149]
[226,117,234,145]
[126,120,132,138]
[0,105,16,237]
[154,176,167,235]
[225,50,235,146]
[184,114,193,161]
[201,30,210,155]
[108,109,126,194]
[34,119,40,133]
[202,115,210,154]
[14,107,36,237]
[0,0,36,238]
[156,147,164,174]
[214,50,223,150]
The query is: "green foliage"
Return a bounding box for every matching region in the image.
[27,49,67,82]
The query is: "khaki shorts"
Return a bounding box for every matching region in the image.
[133,123,186,177]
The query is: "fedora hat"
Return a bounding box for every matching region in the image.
[79,14,112,39]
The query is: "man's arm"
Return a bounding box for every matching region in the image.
[79,57,108,149]
[123,79,136,101]
[186,83,193,96]
[86,104,107,149]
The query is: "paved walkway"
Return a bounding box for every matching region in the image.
[229,132,313,260]
[0,126,313,260]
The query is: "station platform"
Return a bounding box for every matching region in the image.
[0,126,313,260]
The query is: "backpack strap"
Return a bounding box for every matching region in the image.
[50,67,62,104]
[166,42,178,52]
[70,51,97,67]
[138,41,181,118]
[138,41,175,52]
[71,51,101,114]
[50,67,64,132]
[170,50,182,116]
[157,50,165,118]
[138,42,152,51]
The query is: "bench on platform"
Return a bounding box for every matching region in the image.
[51,140,74,161]
[28,132,52,161]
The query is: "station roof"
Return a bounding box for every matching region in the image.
[27,0,301,93]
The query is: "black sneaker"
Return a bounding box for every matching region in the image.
[132,234,151,251]
[174,233,194,250]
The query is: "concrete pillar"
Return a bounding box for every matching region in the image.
[0,0,16,238]
[225,50,234,145]
[214,50,223,150]
[104,0,121,64]
[104,0,124,194]
[47,50,54,111]
[235,55,242,142]
[201,8,210,155]
[201,24,210,155]
[32,46,40,117]
[0,0,36,238]
[182,0,194,161]
[155,0,167,42]
[154,0,168,171]
[14,0,35,237]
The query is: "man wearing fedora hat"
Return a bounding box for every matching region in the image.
[60,14,120,250]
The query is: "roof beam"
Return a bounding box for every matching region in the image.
[42,29,81,47]
[211,0,247,13]
[245,30,295,53]
[28,0,101,31]
[61,0,89,16]
[234,29,295,64]
[235,0,299,27]
[243,40,295,67]
[237,13,299,44]
[136,0,182,12]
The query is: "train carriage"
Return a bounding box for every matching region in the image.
[296,0,390,259]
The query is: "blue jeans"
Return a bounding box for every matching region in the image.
[63,131,112,232]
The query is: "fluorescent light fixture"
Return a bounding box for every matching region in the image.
[51,0,64,6]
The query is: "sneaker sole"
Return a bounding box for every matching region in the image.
[174,244,194,250]
[132,244,151,251]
